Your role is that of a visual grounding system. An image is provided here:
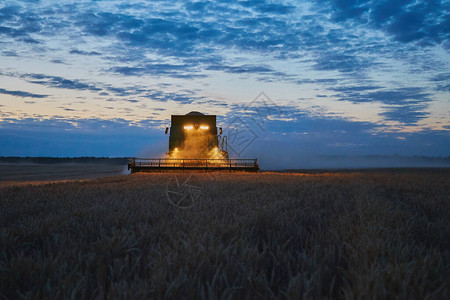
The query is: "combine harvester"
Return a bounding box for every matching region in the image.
[128,111,259,172]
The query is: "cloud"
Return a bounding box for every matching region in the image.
[113,16,207,58]
[110,63,206,78]
[334,87,431,105]
[431,73,450,82]
[67,1,299,67]
[0,6,21,22]
[331,85,382,93]
[296,78,339,86]
[430,73,450,92]
[2,50,17,56]
[206,64,273,74]
[50,59,65,64]
[102,84,210,104]
[226,120,450,168]
[75,11,144,37]
[313,0,450,46]
[23,73,101,91]
[332,86,433,124]
[379,103,429,124]
[184,1,209,12]
[0,0,448,161]
[0,0,402,80]
[69,49,101,56]
[139,89,205,104]
[3,71,209,104]
[0,88,47,98]
[313,52,373,73]
[0,5,43,40]
[0,117,166,157]
[238,1,295,15]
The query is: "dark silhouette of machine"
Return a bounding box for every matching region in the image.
[167,111,228,159]
[128,111,259,172]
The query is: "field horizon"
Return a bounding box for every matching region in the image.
[1,155,449,171]
[1,156,449,183]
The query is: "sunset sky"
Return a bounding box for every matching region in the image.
[0,0,449,167]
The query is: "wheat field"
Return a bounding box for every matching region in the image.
[0,170,449,299]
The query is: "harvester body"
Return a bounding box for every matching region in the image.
[128,111,259,172]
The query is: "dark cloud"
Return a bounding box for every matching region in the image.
[296,78,339,85]
[334,87,431,105]
[0,117,166,157]
[75,12,143,37]
[313,0,450,46]
[430,73,450,91]
[113,16,206,57]
[331,85,381,92]
[380,104,429,124]
[238,1,295,15]
[101,84,208,104]
[19,37,41,44]
[2,72,189,101]
[332,86,433,124]
[104,86,133,97]
[68,1,299,67]
[185,1,209,12]
[0,87,47,98]
[110,63,206,78]
[140,89,202,104]
[313,52,373,73]
[0,6,21,22]
[50,59,65,64]
[431,73,450,82]
[0,5,43,40]
[2,50,17,56]
[23,73,101,91]
[206,64,273,74]
[69,49,101,56]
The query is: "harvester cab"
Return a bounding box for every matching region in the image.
[128,111,259,172]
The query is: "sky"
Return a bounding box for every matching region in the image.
[0,0,449,168]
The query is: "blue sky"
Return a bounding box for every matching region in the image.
[0,0,449,167]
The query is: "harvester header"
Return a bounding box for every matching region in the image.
[128,111,259,172]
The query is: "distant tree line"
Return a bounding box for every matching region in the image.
[0,157,129,165]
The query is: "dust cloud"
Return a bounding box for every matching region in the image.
[170,131,225,159]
